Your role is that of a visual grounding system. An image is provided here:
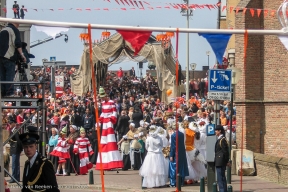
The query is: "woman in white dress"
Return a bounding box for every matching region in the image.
[190,122,207,180]
[139,126,167,188]
[157,126,170,183]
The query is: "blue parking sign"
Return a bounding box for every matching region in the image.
[206,124,215,136]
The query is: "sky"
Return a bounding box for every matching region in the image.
[7,0,219,73]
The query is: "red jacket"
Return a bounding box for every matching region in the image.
[117,70,123,78]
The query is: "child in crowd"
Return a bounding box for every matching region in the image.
[50,126,70,176]
[73,127,94,175]
[121,135,131,171]
[138,132,146,161]
[130,134,142,170]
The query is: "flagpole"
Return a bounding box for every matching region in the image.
[0,18,286,35]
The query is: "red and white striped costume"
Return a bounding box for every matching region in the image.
[73,137,94,174]
[50,137,70,163]
[96,100,123,170]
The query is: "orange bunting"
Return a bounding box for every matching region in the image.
[222,5,226,12]
[101,31,111,39]
[270,10,276,17]
[250,9,255,17]
[156,33,168,41]
[166,32,174,38]
[79,33,89,42]
[257,9,261,17]
[230,6,234,13]
[243,8,247,15]
[264,9,269,17]
[235,7,240,14]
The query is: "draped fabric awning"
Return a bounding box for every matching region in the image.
[71,33,182,102]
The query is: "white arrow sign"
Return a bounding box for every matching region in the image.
[211,71,218,83]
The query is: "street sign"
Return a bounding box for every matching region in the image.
[206,124,215,136]
[208,92,231,100]
[55,76,64,87]
[50,57,56,62]
[208,69,232,92]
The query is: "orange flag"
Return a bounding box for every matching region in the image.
[250,9,255,17]
[270,10,276,17]
[230,6,234,13]
[257,9,261,17]
[243,8,247,15]
[236,7,240,14]
[264,9,269,17]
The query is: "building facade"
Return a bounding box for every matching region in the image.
[220,0,288,183]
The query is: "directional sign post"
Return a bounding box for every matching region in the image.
[208,69,232,100]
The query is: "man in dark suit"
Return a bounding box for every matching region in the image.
[82,108,95,135]
[214,125,230,192]
[19,126,59,192]
[9,122,23,183]
[129,67,136,77]
[115,111,130,140]
[132,108,143,128]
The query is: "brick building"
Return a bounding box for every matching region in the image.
[222,0,288,184]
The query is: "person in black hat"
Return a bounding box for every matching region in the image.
[19,127,59,192]
[214,125,230,192]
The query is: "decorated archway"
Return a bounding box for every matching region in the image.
[71,32,181,103]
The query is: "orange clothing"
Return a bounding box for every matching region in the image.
[60,107,66,115]
[189,98,201,108]
[185,129,195,151]
[220,117,227,126]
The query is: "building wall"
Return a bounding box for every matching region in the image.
[226,0,241,50]
[235,0,288,159]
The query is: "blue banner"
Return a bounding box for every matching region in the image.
[199,34,232,65]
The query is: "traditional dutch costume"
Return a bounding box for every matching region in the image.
[74,128,94,175]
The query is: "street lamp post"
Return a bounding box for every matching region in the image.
[181,0,193,103]
[206,51,210,69]
[42,59,66,158]
[226,49,242,184]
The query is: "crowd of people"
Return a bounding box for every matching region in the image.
[1,64,237,190]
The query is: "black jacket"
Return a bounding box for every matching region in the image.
[214,136,229,167]
[116,115,130,134]
[129,69,135,77]
[0,23,22,61]
[22,153,59,192]
[132,112,143,128]
[82,113,95,129]
[71,113,82,127]
[10,127,23,155]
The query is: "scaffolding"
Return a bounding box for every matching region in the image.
[0,81,47,189]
